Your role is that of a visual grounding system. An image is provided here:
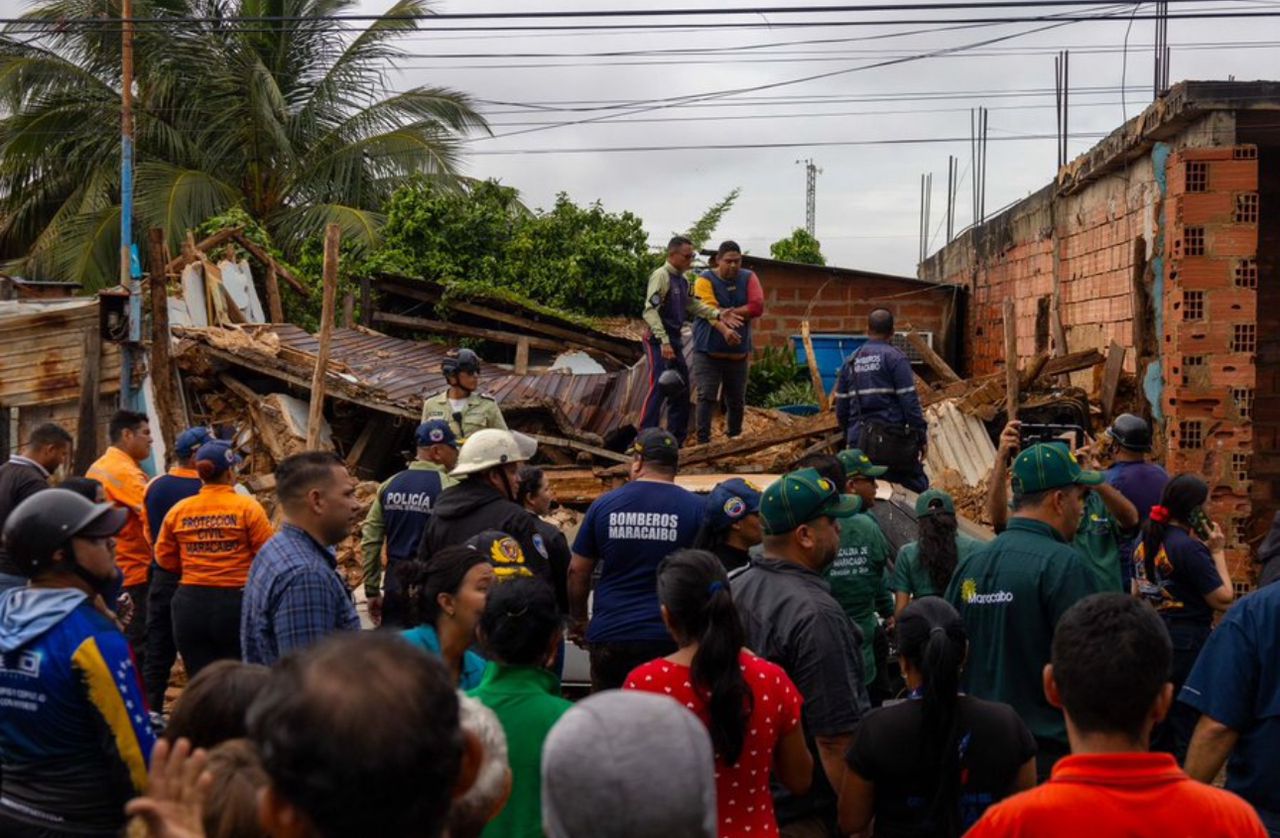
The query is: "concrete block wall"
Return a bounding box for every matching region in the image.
[1163,146,1260,581]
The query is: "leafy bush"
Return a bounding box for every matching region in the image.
[747,346,807,407]
[763,381,820,409]
[770,228,826,266]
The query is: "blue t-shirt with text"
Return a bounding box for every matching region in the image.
[572,480,704,643]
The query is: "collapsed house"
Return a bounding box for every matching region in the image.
[920,79,1280,587]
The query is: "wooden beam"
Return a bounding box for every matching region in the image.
[73,327,102,475]
[375,277,635,358]
[345,418,382,468]
[264,260,284,322]
[800,321,829,410]
[342,292,355,329]
[1003,298,1019,421]
[307,225,340,450]
[1018,351,1051,391]
[164,227,240,274]
[528,433,631,464]
[227,232,308,296]
[1037,348,1106,381]
[904,329,961,384]
[360,275,372,326]
[514,336,530,374]
[372,311,566,354]
[795,431,844,461]
[147,229,178,458]
[1100,341,1127,422]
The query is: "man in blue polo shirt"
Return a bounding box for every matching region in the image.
[568,428,704,692]
[360,420,459,627]
[1182,580,1280,834]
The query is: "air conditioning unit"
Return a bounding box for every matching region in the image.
[892,331,933,365]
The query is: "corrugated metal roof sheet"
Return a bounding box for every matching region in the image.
[183,324,654,444]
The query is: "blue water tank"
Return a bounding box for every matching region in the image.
[791,334,869,394]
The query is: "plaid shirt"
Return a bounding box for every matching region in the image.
[240,523,359,666]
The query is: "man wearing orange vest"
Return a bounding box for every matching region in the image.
[87,410,154,667]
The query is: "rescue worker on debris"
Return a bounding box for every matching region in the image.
[834,309,929,492]
[0,489,156,836]
[418,429,550,584]
[361,420,460,628]
[640,235,744,446]
[422,348,508,440]
[691,240,765,444]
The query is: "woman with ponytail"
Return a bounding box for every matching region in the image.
[1132,473,1234,759]
[891,490,986,616]
[625,549,812,837]
[837,597,1035,837]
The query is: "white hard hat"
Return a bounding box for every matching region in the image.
[450,429,538,477]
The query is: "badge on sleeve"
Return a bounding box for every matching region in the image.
[532,532,549,559]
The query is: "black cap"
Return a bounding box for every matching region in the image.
[628,428,680,467]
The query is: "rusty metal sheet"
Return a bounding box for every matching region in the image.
[0,299,123,408]
[186,324,655,442]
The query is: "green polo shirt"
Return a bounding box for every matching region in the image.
[469,663,572,838]
[945,517,1098,746]
[824,512,894,683]
[1072,491,1128,594]
[891,532,987,598]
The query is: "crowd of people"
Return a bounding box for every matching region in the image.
[2,338,1280,837]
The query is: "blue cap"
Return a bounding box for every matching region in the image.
[415,420,459,449]
[705,478,763,532]
[194,440,242,476]
[174,427,214,459]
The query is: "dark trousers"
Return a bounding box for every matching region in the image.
[589,639,677,693]
[123,582,149,675]
[380,562,410,629]
[143,565,180,710]
[692,352,749,444]
[885,462,929,494]
[1152,620,1212,762]
[639,338,691,445]
[171,586,244,678]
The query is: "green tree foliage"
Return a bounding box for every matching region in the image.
[374,180,652,317]
[770,228,827,266]
[746,345,807,407]
[0,0,487,288]
[682,188,741,251]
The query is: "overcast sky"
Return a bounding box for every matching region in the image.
[355,1,1280,276]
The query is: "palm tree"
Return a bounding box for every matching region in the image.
[0,0,488,288]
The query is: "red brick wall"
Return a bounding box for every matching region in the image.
[1163,146,1259,581]
[748,263,957,362]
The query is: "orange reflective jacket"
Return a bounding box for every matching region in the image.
[87,447,150,587]
[154,484,275,588]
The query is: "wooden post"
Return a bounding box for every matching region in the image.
[514,336,530,374]
[306,224,340,450]
[800,320,829,410]
[264,260,284,323]
[73,327,103,474]
[1003,298,1019,423]
[903,328,961,385]
[360,275,372,326]
[146,228,178,457]
[1100,341,1127,422]
[341,292,355,329]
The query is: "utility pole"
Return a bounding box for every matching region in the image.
[796,158,820,236]
[120,0,140,406]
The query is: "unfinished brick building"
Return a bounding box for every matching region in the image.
[919,80,1280,584]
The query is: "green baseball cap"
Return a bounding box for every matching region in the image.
[915,489,956,518]
[760,467,862,535]
[837,448,889,479]
[1011,442,1105,495]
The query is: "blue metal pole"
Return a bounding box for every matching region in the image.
[120,0,139,407]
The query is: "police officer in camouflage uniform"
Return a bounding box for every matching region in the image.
[421,348,507,440]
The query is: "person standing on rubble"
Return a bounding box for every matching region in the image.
[418,429,551,585]
[422,348,508,441]
[834,309,929,492]
[361,420,460,628]
[87,410,155,670]
[640,235,744,446]
[139,425,211,712]
[691,240,764,445]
